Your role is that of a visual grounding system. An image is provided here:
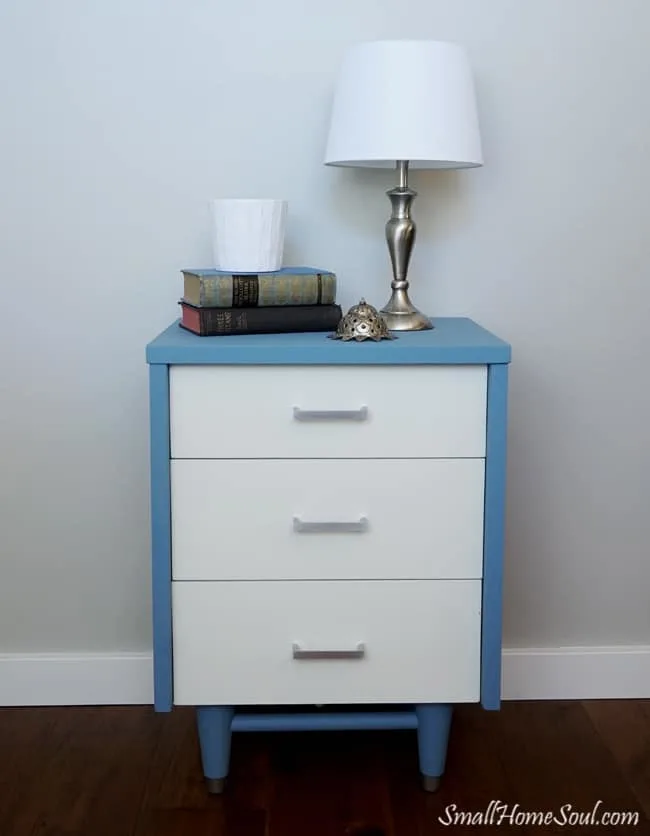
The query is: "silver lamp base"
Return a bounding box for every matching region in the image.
[380,160,433,332]
[380,300,433,332]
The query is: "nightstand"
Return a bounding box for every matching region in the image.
[145,317,511,793]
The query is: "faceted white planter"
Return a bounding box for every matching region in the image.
[210,198,287,273]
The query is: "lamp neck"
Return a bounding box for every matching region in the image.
[397,159,409,189]
[380,157,431,331]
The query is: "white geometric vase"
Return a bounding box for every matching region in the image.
[210,198,288,273]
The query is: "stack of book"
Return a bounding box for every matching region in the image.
[178,267,343,336]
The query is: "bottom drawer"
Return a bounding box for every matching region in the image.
[171,580,482,706]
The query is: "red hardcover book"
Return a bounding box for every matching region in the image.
[178,300,342,336]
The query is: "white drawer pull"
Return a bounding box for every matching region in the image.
[292,641,366,660]
[292,516,369,534]
[292,406,368,422]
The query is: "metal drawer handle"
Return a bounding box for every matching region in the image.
[292,516,369,534]
[292,406,368,422]
[292,642,366,661]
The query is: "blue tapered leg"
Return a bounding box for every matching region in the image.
[416,704,453,792]
[196,707,235,793]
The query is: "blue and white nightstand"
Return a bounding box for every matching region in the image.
[145,317,511,793]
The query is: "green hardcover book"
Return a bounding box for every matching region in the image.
[182,266,337,308]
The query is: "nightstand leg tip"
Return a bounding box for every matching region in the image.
[206,777,226,794]
[421,774,441,793]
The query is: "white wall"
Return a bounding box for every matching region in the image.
[0,0,649,669]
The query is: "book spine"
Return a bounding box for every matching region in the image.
[179,303,342,336]
[186,272,337,308]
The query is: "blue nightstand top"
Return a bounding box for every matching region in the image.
[145,317,511,365]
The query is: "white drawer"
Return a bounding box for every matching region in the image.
[171,580,481,705]
[169,365,487,459]
[171,458,485,581]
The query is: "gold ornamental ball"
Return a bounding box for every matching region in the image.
[329,298,396,342]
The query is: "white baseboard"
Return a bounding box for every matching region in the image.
[501,645,650,700]
[0,646,649,706]
[0,653,153,706]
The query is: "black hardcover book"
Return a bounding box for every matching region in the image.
[179,300,342,336]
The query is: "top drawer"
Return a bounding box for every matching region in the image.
[169,364,487,459]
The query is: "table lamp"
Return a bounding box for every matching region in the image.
[324,40,483,331]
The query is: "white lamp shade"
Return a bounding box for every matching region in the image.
[324,40,483,169]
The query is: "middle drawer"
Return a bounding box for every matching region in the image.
[171,458,485,581]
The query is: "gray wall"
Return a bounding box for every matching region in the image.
[0,0,648,653]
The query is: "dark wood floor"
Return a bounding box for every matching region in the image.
[1,701,649,835]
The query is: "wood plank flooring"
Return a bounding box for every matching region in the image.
[0,701,648,835]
